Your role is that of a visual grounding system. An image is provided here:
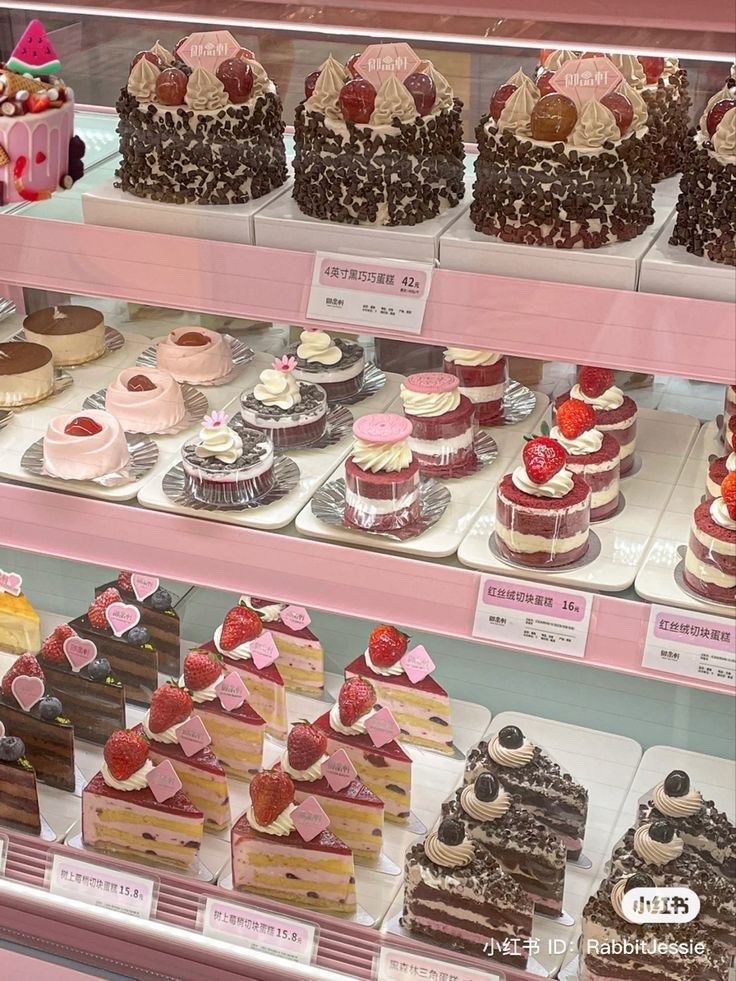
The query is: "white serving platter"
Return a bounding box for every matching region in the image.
[639,213,736,303]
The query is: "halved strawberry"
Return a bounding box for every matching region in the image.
[103,729,149,782]
[1,653,45,695]
[367,624,409,668]
[88,587,121,630]
[287,721,327,771]
[556,398,597,439]
[522,436,567,485]
[721,472,736,520]
[219,607,262,651]
[183,649,222,692]
[249,768,294,826]
[578,366,615,399]
[41,624,77,664]
[148,684,192,734]
[338,677,376,728]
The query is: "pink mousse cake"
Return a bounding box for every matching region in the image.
[104,367,187,434]
[707,425,736,501]
[496,436,591,567]
[155,327,233,384]
[442,348,507,425]
[43,411,131,480]
[552,398,620,521]
[683,480,736,604]
[723,385,736,445]
[240,356,327,449]
[344,414,420,532]
[556,366,637,475]
[400,372,477,477]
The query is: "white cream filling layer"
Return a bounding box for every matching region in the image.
[685,548,736,586]
[495,523,589,553]
[459,383,505,402]
[692,522,736,557]
[345,488,418,515]
[293,356,365,385]
[409,431,474,455]
[590,482,620,508]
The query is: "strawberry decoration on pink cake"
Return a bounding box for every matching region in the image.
[550,398,621,521]
[683,472,736,605]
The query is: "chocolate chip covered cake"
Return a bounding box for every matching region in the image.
[294,46,464,226]
[116,33,287,205]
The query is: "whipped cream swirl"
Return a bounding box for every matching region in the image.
[254,368,301,410]
[424,831,474,868]
[305,60,345,120]
[280,749,328,782]
[128,57,160,101]
[488,733,534,768]
[512,464,574,498]
[712,107,736,164]
[610,53,646,89]
[365,648,403,677]
[370,75,417,126]
[508,68,538,98]
[460,783,511,821]
[633,824,684,865]
[710,496,736,530]
[428,64,453,110]
[352,437,413,474]
[570,100,620,148]
[150,40,173,65]
[142,709,188,744]
[240,596,284,622]
[247,802,295,836]
[543,50,577,72]
[102,759,153,792]
[185,67,228,111]
[550,424,603,455]
[214,624,253,661]
[444,348,502,366]
[194,423,243,464]
[652,781,703,818]
[497,84,536,137]
[400,384,460,418]
[329,700,376,735]
[570,382,624,410]
[179,672,220,703]
[297,330,342,365]
[617,79,648,131]
[611,878,634,921]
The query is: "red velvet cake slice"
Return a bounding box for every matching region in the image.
[495,436,591,567]
[344,414,420,533]
[707,424,736,501]
[683,476,736,604]
[551,398,621,520]
[443,348,508,425]
[556,366,637,475]
[400,372,477,477]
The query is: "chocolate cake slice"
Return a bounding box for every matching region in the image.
[465,725,588,860]
[442,773,567,917]
[610,821,736,948]
[580,872,731,981]
[636,769,735,882]
[69,613,158,706]
[401,817,532,968]
[96,574,180,677]
[0,734,41,834]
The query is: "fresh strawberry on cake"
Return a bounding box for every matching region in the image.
[707,421,736,501]
[556,366,638,475]
[345,624,454,755]
[237,596,325,696]
[683,473,736,604]
[399,372,478,478]
[442,348,508,425]
[495,435,591,567]
[551,398,621,520]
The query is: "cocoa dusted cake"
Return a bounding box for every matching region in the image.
[473,59,654,249]
[294,46,464,226]
[401,817,533,966]
[116,34,286,205]
[239,356,328,449]
[286,330,365,403]
[181,411,274,506]
[24,305,106,367]
[465,725,589,861]
[399,372,477,478]
[442,348,507,425]
[682,475,735,604]
[0,342,54,408]
[551,398,621,520]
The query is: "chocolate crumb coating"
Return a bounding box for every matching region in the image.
[637,793,736,881]
[293,99,465,226]
[641,69,691,181]
[115,88,287,206]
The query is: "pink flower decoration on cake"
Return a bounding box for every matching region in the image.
[202,410,229,429]
[272,355,298,374]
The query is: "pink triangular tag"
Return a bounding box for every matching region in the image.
[176,715,212,757]
[321,750,357,792]
[216,670,249,712]
[365,706,401,748]
[292,796,330,842]
[0,570,22,596]
[400,645,436,684]
[146,759,182,803]
[249,630,279,670]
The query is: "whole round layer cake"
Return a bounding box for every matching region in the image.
[293,47,464,226]
[473,61,654,249]
[181,411,274,505]
[23,305,106,366]
[495,436,591,567]
[155,327,233,384]
[116,34,287,205]
[240,356,327,449]
[442,349,507,425]
[0,341,54,407]
[104,367,187,434]
[287,330,365,403]
[551,399,620,521]
[670,74,736,267]
[683,477,735,605]
[344,414,420,532]
[399,372,477,477]
[43,411,131,481]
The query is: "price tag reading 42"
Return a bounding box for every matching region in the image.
[202,897,317,965]
[48,854,156,919]
[306,251,434,334]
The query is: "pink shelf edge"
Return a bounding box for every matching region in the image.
[1,213,734,383]
[0,481,729,697]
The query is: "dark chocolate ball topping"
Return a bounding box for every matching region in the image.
[663,769,690,798]
[624,871,655,893]
[474,772,500,803]
[498,725,524,749]
[649,820,675,844]
[437,818,464,847]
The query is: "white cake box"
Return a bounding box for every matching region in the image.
[254,178,472,263]
[639,213,736,303]
[82,179,293,246]
[439,176,680,292]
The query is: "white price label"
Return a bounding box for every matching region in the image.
[48,854,156,919]
[473,575,591,658]
[306,251,433,334]
[377,947,502,981]
[202,896,317,965]
[642,605,735,689]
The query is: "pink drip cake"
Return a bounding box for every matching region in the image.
[344,414,420,532]
[442,349,507,425]
[105,367,187,434]
[495,435,591,567]
[43,411,131,481]
[400,372,477,477]
[552,398,620,520]
[155,327,233,384]
[683,479,736,605]
[556,366,637,475]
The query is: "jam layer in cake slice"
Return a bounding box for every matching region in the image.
[0,733,41,834]
[402,818,533,967]
[97,573,180,677]
[442,774,567,917]
[240,596,324,696]
[276,722,384,860]
[231,770,356,914]
[82,729,204,871]
[465,725,588,861]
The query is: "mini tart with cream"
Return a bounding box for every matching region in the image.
[286,329,365,402]
[155,327,234,384]
[181,411,274,506]
[682,475,736,605]
[442,349,507,425]
[0,342,54,408]
[231,769,356,913]
[239,355,327,449]
[552,397,621,520]
[104,368,188,434]
[400,372,477,477]
[82,728,204,870]
[43,411,132,482]
[23,305,106,366]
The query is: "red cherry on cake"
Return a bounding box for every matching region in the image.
[522,437,567,485]
[64,416,103,437]
[155,67,188,106]
[536,69,556,96]
[175,331,209,346]
[131,50,163,72]
[216,58,254,104]
[345,53,362,78]
[721,472,736,520]
[126,374,157,392]
[530,93,578,141]
[338,78,376,124]
[556,398,597,439]
[368,624,410,668]
[637,56,665,85]
[601,92,634,135]
[490,83,517,121]
[706,99,736,137]
[404,72,436,116]
[287,721,327,771]
[304,69,321,99]
[578,365,615,399]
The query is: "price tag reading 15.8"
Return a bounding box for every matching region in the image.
[48,854,156,919]
[201,896,317,965]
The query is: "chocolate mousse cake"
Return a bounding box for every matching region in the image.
[442,349,507,425]
[442,774,567,917]
[116,35,287,205]
[294,49,464,226]
[637,770,735,882]
[0,733,41,834]
[286,330,365,403]
[401,818,533,966]
[239,357,328,450]
[682,476,735,605]
[400,372,477,478]
[465,725,589,861]
[551,398,621,520]
[0,341,54,408]
[96,572,180,677]
[23,305,106,366]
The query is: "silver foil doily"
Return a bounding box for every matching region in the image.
[137,334,254,386]
[83,382,209,435]
[21,431,158,487]
[162,455,300,511]
[499,380,537,426]
[489,529,602,573]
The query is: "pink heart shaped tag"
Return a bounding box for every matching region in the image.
[106,602,141,638]
[146,759,182,803]
[131,573,159,603]
[400,645,436,684]
[292,796,330,842]
[11,675,45,712]
[249,631,280,671]
[63,636,98,673]
[216,670,249,712]
[280,606,311,632]
[365,706,401,748]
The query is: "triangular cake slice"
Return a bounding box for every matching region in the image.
[0,729,41,834]
[401,817,533,967]
[96,572,180,677]
[231,769,356,914]
[0,586,40,655]
[465,724,588,860]
[240,596,324,695]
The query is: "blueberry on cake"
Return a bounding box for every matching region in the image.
[465,725,588,860]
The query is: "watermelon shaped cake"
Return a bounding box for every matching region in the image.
[0,21,85,205]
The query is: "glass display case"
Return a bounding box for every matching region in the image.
[0,1,733,979]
